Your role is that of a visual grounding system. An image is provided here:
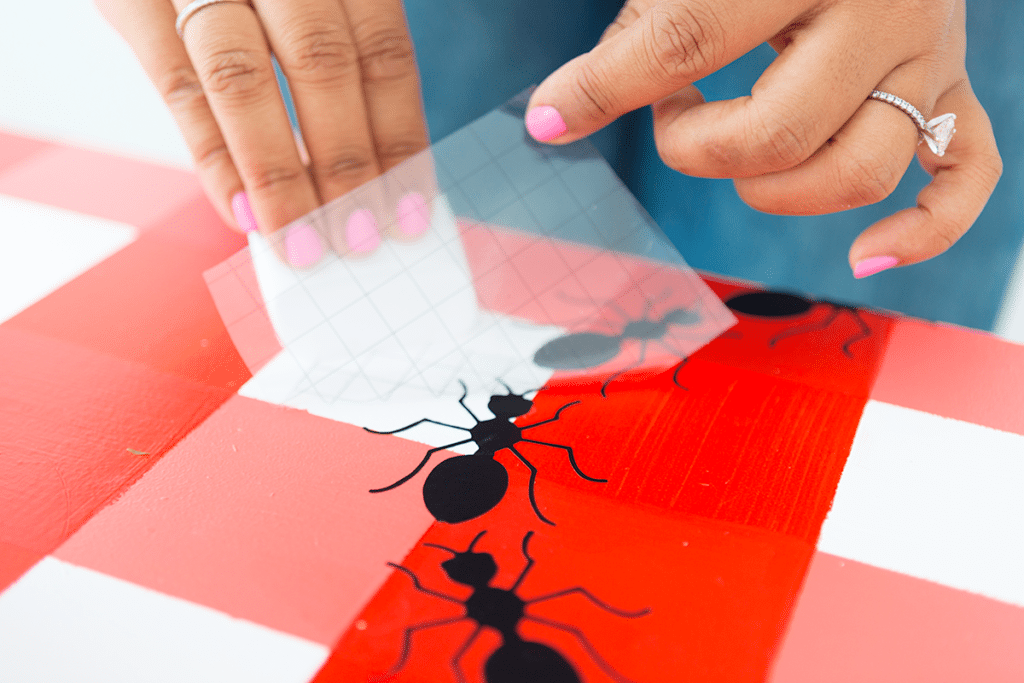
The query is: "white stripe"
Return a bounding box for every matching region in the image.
[818,400,1024,607]
[0,558,328,683]
[0,195,136,323]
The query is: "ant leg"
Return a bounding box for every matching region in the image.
[455,380,482,423]
[364,418,470,436]
[369,441,473,493]
[386,562,463,604]
[376,616,467,679]
[521,439,605,483]
[451,624,483,683]
[519,400,581,429]
[671,356,690,391]
[508,446,555,526]
[509,531,536,591]
[524,615,639,683]
[768,305,841,348]
[841,309,873,358]
[526,587,650,618]
[601,340,647,398]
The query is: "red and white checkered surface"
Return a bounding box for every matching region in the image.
[1,131,1022,682]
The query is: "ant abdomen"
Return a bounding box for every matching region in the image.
[423,455,508,524]
[726,292,813,318]
[533,332,621,370]
[485,641,581,683]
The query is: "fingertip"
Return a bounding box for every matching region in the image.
[346,209,381,254]
[231,191,258,234]
[852,255,899,279]
[525,105,568,143]
[284,222,324,268]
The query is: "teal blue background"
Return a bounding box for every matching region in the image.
[290,1,1023,329]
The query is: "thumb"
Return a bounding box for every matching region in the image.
[525,0,799,144]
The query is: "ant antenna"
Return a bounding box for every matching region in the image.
[521,531,534,561]
[423,542,458,556]
[466,530,488,552]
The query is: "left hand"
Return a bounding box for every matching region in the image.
[525,0,1002,278]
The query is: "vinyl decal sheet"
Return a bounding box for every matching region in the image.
[204,91,735,405]
[1,120,1023,683]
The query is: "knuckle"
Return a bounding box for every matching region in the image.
[158,65,206,110]
[749,107,816,170]
[834,148,904,207]
[376,138,427,168]
[200,48,275,104]
[192,139,231,171]
[929,214,963,252]
[352,23,417,84]
[974,150,1004,187]
[282,21,360,85]
[245,164,306,194]
[316,149,377,184]
[643,3,723,82]
[571,61,615,121]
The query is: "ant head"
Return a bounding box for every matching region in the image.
[423,454,509,524]
[428,531,498,587]
[487,380,534,419]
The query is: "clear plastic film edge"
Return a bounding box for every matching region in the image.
[203,90,737,404]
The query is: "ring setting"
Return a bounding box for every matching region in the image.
[868,90,957,157]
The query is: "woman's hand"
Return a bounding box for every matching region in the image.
[527,0,1002,278]
[97,0,429,265]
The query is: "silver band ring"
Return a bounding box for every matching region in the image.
[868,90,957,157]
[176,0,254,38]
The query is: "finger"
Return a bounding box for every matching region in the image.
[652,5,919,179]
[343,0,429,171]
[730,61,929,215]
[97,0,245,231]
[254,0,383,255]
[175,0,321,254]
[847,79,1001,276]
[343,0,433,240]
[525,0,809,143]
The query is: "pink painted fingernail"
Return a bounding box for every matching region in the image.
[284,222,323,268]
[397,192,430,237]
[853,255,899,279]
[525,105,567,142]
[346,209,381,253]
[231,191,257,234]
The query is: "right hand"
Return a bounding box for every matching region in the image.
[97,0,430,265]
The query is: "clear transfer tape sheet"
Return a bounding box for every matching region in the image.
[204,91,736,404]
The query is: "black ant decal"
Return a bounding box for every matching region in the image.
[532,295,700,397]
[366,381,602,526]
[381,531,649,683]
[725,291,872,358]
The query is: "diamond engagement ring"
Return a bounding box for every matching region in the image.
[868,90,957,157]
[176,0,254,38]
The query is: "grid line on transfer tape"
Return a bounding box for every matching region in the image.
[459,129,600,338]
[307,257,481,399]
[461,125,610,321]
[462,126,598,319]
[204,251,266,328]
[317,249,424,400]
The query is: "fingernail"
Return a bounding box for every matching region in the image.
[346,209,381,253]
[853,255,899,279]
[231,191,257,234]
[525,105,567,142]
[285,222,323,268]
[397,192,430,237]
